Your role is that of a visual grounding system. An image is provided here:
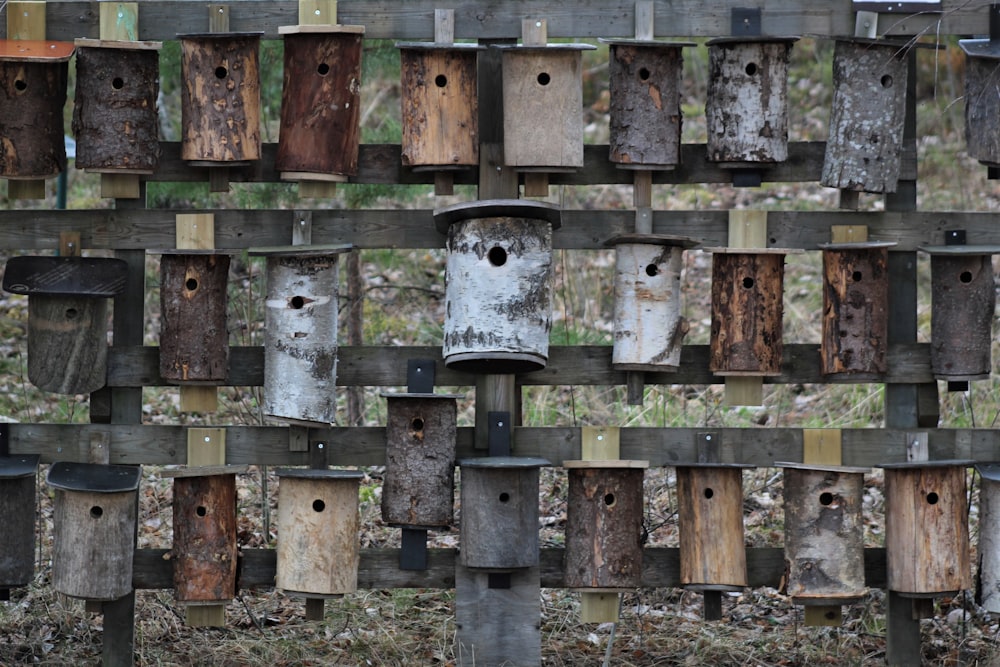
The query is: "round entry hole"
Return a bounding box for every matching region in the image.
[745,62,758,76]
[112,77,125,90]
[960,271,973,284]
[488,246,508,267]
[742,277,755,289]
[215,66,228,79]
[498,492,511,503]
[537,72,551,86]
[819,492,834,506]
[926,492,939,505]
[313,499,326,512]
[14,79,26,92]
[90,506,103,519]
[65,308,78,320]
[196,506,207,517]
[435,74,448,87]
[703,488,714,499]
[881,74,893,88]
[852,271,863,282]
[638,67,651,81]
[317,62,330,76]
[411,417,424,431]
[645,264,659,277]
[290,295,306,309]
[185,278,199,291]
[604,493,616,507]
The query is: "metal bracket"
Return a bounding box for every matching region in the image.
[696,431,722,464]
[905,432,929,463]
[731,169,763,188]
[0,423,8,457]
[400,527,429,571]
[488,572,512,589]
[309,439,328,469]
[731,8,761,36]
[488,411,511,457]
[407,359,436,394]
[292,210,313,246]
[945,229,967,246]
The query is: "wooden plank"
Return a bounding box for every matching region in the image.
[7,1,45,40]
[100,2,138,41]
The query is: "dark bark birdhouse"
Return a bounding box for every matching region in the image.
[820,38,908,194]
[778,462,868,605]
[179,33,262,165]
[436,200,561,374]
[880,460,972,597]
[275,468,363,598]
[818,242,894,380]
[248,244,352,425]
[3,255,128,394]
[604,40,694,169]
[563,460,648,590]
[47,462,141,601]
[0,454,39,593]
[381,393,460,529]
[71,39,162,175]
[705,37,797,166]
[459,457,550,570]
[959,40,1000,167]
[158,251,232,385]
[676,463,752,590]
[920,245,1000,381]
[276,26,364,184]
[607,234,697,372]
[0,40,74,179]
[976,463,1000,612]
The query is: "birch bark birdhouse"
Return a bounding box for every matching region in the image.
[0,455,39,593]
[276,26,364,184]
[435,200,561,373]
[3,255,128,394]
[248,244,352,425]
[820,38,908,194]
[959,39,1000,167]
[705,37,797,166]
[459,457,549,570]
[976,463,1000,612]
[47,462,141,601]
[607,234,697,372]
[0,39,74,179]
[275,469,363,598]
[72,39,162,175]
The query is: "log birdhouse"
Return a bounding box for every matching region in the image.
[158,250,232,386]
[778,462,868,605]
[0,454,39,593]
[276,26,364,184]
[275,468,363,598]
[248,244,352,425]
[607,234,697,372]
[72,39,162,175]
[976,463,1000,612]
[818,241,894,380]
[705,37,797,166]
[676,463,752,591]
[179,33,262,165]
[959,39,1000,167]
[3,255,128,394]
[604,40,694,169]
[436,200,561,374]
[459,457,550,570]
[563,460,648,590]
[47,462,141,601]
[0,39,74,180]
[920,245,1000,381]
[880,460,972,597]
[820,39,908,194]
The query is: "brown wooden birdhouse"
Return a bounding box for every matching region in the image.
[779,462,868,605]
[563,460,648,590]
[179,32,262,165]
[275,468,363,598]
[975,463,1000,612]
[607,234,697,372]
[459,457,549,570]
[705,37,797,166]
[0,39,74,180]
[248,244,352,425]
[880,460,972,597]
[959,39,1000,167]
[47,462,141,601]
[604,40,694,169]
[0,454,39,594]
[72,39,162,175]
[821,38,908,194]
[436,200,561,374]
[3,255,128,394]
[276,26,364,184]
[818,241,894,380]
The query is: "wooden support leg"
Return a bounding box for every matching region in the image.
[103,592,136,667]
[703,590,723,621]
[305,598,326,621]
[8,180,46,200]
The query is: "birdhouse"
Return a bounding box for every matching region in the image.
[820,38,908,194]
[71,39,162,175]
[275,468,363,598]
[157,250,232,385]
[818,242,894,379]
[603,40,694,169]
[0,455,40,593]
[959,39,1000,167]
[247,244,352,425]
[3,255,128,394]
[880,460,972,597]
[676,463,752,591]
[459,457,550,570]
[0,39,74,179]
[919,245,1000,381]
[705,37,797,166]
[47,462,141,601]
[436,200,561,374]
[778,462,868,605]
[563,460,648,590]
[497,43,596,172]
[276,25,364,184]
[179,32,262,165]
[976,463,1000,612]
[381,393,460,529]
[607,234,697,372]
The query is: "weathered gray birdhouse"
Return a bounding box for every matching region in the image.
[976,463,1000,612]
[0,454,40,593]
[959,39,1000,167]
